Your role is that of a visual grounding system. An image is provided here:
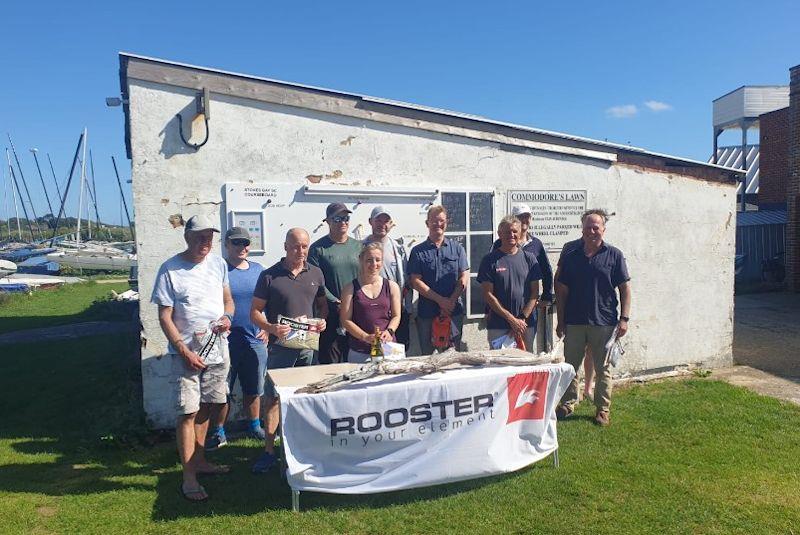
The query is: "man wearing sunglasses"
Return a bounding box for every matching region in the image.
[205,227,267,452]
[308,203,361,363]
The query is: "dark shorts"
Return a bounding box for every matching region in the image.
[228,339,269,397]
[264,345,315,398]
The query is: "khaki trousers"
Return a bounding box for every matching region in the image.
[561,324,616,412]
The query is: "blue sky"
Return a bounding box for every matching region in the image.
[0,0,797,226]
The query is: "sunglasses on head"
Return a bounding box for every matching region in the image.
[230,239,250,247]
[331,215,350,223]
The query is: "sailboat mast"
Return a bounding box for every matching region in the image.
[30,149,54,217]
[7,134,43,240]
[6,148,33,240]
[76,129,87,245]
[46,153,63,201]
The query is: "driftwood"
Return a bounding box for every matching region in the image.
[296,345,562,394]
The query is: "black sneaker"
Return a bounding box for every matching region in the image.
[205,431,228,451]
[555,404,574,420]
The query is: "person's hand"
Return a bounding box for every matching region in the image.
[509,317,528,336]
[213,316,231,333]
[556,322,565,339]
[362,332,377,345]
[179,345,207,371]
[271,323,292,339]
[616,319,628,338]
[380,330,393,342]
[256,329,268,342]
[438,296,456,315]
[317,319,327,333]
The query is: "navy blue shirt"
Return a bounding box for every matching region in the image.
[407,237,469,318]
[492,235,554,301]
[227,261,265,345]
[477,248,542,330]
[559,242,630,326]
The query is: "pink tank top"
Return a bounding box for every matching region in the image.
[349,277,394,353]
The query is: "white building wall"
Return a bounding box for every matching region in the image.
[128,79,736,428]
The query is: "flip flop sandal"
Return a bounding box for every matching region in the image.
[198,464,231,476]
[181,483,208,502]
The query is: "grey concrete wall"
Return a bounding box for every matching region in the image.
[128,79,736,428]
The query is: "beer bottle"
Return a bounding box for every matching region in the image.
[370,326,383,359]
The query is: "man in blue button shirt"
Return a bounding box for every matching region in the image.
[408,205,470,355]
[555,209,631,427]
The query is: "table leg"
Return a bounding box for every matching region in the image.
[291,489,300,512]
[553,448,559,468]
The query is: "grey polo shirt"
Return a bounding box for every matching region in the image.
[477,248,542,330]
[253,260,326,344]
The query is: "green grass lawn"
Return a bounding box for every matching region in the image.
[1,333,799,534]
[0,281,131,334]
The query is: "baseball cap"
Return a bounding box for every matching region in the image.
[184,214,220,233]
[225,226,250,242]
[324,202,352,221]
[369,205,392,220]
[511,204,532,217]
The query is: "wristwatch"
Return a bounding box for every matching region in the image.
[387,327,396,336]
[223,313,233,322]
[619,316,630,322]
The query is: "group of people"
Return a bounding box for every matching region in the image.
[151,201,631,502]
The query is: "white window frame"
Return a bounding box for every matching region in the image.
[440,189,496,319]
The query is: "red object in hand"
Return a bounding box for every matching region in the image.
[514,333,526,351]
[431,315,452,350]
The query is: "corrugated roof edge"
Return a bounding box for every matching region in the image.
[712,85,789,102]
[118,52,742,181]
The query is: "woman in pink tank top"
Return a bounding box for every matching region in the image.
[340,242,402,362]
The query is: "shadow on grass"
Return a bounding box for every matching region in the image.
[0,331,524,521]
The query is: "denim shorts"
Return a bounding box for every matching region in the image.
[264,344,315,398]
[228,338,269,397]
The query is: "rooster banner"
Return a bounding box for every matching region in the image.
[277,363,575,494]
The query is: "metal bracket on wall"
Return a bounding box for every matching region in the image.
[176,87,211,150]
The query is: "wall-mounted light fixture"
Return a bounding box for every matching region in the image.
[176,88,211,151]
[105,96,129,107]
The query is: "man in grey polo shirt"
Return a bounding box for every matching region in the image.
[249,228,328,473]
[363,205,412,349]
[151,214,234,502]
[555,209,631,427]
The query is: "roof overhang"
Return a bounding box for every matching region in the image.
[119,53,742,185]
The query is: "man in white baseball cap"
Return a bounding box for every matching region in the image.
[151,213,234,501]
[363,205,412,348]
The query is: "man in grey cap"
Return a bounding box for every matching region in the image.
[308,202,361,363]
[151,213,234,502]
[205,226,268,451]
[363,205,411,348]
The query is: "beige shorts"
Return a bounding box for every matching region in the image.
[170,345,230,415]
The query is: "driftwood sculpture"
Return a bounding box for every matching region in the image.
[296,344,563,394]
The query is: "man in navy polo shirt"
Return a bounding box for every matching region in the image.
[478,215,542,351]
[408,205,469,354]
[555,209,631,427]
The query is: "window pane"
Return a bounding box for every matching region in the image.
[442,192,466,232]
[449,234,466,251]
[469,234,493,273]
[470,277,486,317]
[469,192,493,232]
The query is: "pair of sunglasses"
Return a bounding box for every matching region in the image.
[331,215,350,223]
[231,239,250,246]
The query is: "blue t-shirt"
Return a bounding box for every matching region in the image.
[227,260,265,345]
[407,237,469,318]
[558,242,630,326]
